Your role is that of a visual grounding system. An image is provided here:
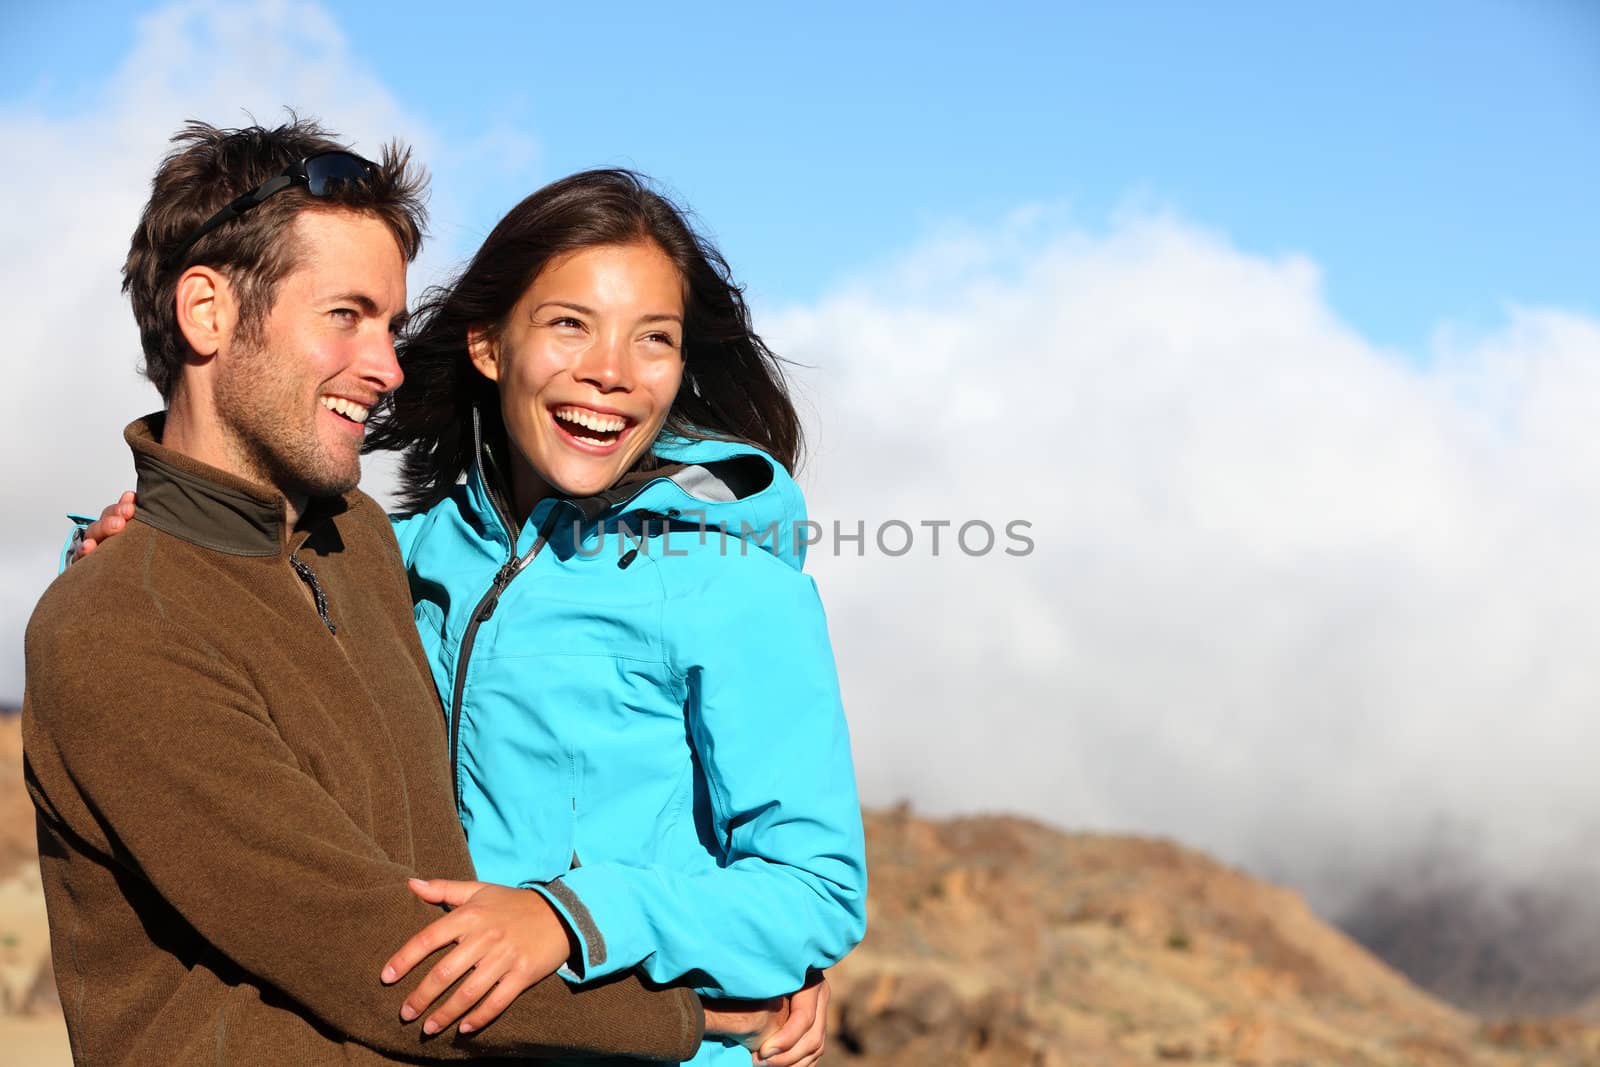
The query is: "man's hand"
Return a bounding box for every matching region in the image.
[381,878,575,1037]
[759,971,828,1066]
[703,997,787,1055]
[704,971,829,1067]
[70,491,137,562]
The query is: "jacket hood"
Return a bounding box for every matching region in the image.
[468,428,810,572]
[634,434,809,570]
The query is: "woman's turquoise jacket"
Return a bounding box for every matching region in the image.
[390,433,867,1001]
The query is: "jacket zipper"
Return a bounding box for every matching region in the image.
[447,499,562,805]
[289,551,337,635]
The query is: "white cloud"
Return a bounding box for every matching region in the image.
[770,210,1600,911]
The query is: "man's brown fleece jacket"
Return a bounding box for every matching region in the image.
[22,414,704,1064]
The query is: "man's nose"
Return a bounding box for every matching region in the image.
[366,334,404,394]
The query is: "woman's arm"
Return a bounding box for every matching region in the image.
[61,493,136,567]
[382,878,825,1063]
[388,507,431,568]
[67,497,428,569]
[530,557,868,998]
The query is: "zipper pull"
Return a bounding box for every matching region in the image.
[289,552,337,635]
[476,561,519,622]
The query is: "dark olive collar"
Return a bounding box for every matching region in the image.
[125,412,349,558]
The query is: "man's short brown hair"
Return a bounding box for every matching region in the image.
[123,116,427,401]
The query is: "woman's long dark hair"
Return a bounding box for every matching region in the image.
[365,168,802,513]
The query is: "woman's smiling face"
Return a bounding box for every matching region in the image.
[469,240,686,514]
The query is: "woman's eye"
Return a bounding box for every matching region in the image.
[644,332,678,347]
[550,316,584,329]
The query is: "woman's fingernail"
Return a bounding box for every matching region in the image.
[400,1005,417,1021]
[459,1022,475,1034]
[381,966,396,983]
[423,1020,440,1035]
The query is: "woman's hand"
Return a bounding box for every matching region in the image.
[381,878,576,1036]
[703,971,829,1067]
[70,491,137,562]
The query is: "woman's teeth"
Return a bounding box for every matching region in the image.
[553,406,627,445]
[553,406,627,433]
[319,396,370,423]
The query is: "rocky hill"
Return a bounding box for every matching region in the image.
[827,807,1600,1065]
[3,712,1599,1065]
[0,708,37,880]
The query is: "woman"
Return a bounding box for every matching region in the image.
[79,170,865,1066]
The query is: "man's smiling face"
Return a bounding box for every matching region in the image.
[213,208,408,502]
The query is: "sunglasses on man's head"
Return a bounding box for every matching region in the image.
[163,150,378,273]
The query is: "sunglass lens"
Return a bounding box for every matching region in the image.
[305,152,376,196]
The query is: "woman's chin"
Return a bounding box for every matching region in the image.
[540,445,655,500]
[546,468,622,500]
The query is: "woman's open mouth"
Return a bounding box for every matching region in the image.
[551,404,632,452]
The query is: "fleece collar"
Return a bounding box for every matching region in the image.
[124,412,349,558]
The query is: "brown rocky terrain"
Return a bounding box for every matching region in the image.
[826,807,1600,1065]
[0,709,68,1064]
[3,711,1598,1065]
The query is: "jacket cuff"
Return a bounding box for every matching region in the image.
[527,868,643,985]
[60,514,93,574]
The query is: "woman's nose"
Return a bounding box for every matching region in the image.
[574,331,631,391]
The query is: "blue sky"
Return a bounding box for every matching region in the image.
[3,0,1594,353]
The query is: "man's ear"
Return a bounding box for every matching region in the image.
[467,327,501,383]
[174,266,237,359]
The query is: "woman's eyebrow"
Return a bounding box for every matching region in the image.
[531,300,595,316]
[532,300,683,325]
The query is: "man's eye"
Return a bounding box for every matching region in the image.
[331,308,359,324]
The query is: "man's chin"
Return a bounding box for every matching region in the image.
[306,470,363,499]
[281,460,363,502]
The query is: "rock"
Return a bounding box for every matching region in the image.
[22,959,58,1017]
[832,971,1044,1066]
[827,809,1600,1065]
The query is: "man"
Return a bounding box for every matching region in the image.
[25,119,813,1065]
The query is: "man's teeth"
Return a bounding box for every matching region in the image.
[554,406,626,433]
[319,396,370,423]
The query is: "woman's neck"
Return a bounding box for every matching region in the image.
[509,453,554,522]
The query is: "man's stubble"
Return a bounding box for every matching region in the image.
[211,328,363,503]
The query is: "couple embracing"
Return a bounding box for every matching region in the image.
[24,115,864,1065]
